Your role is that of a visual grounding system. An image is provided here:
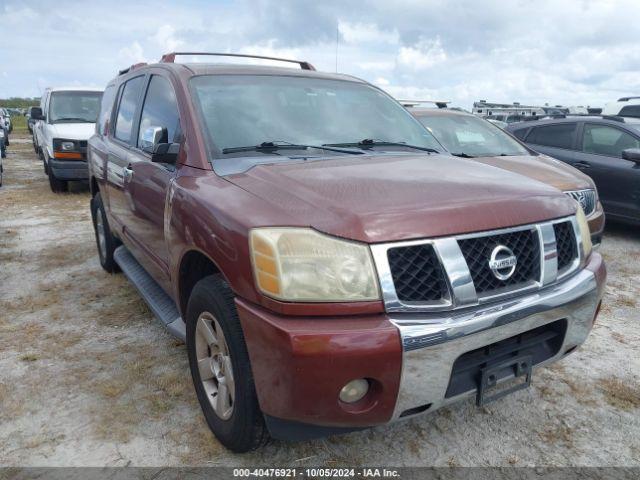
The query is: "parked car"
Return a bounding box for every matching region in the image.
[88,52,605,452]
[507,116,640,225]
[0,108,12,133]
[0,114,7,159]
[32,86,103,192]
[410,107,605,243]
[27,106,39,133]
[0,127,5,186]
[602,97,640,118]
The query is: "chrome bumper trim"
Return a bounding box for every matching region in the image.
[389,264,601,420]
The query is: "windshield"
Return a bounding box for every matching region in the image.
[415,113,530,157]
[190,75,441,156]
[49,91,102,123]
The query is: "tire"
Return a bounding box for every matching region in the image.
[48,166,68,193]
[90,192,120,273]
[186,276,269,452]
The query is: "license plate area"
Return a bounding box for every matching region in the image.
[476,354,532,406]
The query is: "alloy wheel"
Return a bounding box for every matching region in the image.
[195,311,235,420]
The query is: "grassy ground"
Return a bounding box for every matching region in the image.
[9,115,28,134]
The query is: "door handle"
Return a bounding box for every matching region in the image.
[123,165,134,181]
[573,161,591,170]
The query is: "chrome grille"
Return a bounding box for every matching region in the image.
[387,244,448,303]
[458,229,540,295]
[371,216,582,313]
[565,190,596,216]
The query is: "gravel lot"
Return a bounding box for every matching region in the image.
[0,133,639,467]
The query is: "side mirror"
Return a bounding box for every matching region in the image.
[141,126,178,164]
[140,126,167,154]
[151,142,180,164]
[622,148,640,164]
[31,107,45,121]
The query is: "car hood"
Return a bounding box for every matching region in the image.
[473,154,594,192]
[48,122,96,140]
[225,153,576,243]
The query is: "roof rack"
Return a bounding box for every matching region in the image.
[159,52,316,70]
[118,62,148,76]
[400,100,450,109]
[617,96,640,102]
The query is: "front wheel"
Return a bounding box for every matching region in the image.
[48,167,68,193]
[90,192,120,273]
[186,275,269,452]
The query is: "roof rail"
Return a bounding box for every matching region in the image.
[617,96,640,102]
[118,62,147,75]
[159,52,316,70]
[400,100,450,109]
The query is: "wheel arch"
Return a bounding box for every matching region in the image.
[177,249,225,319]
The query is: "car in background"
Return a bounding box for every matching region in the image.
[27,106,39,133]
[507,116,640,225]
[0,108,12,133]
[409,107,605,243]
[602,97,640,118]
[0,131,3,186]
[32,86,103,192]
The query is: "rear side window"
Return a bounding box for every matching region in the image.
[137,75,181,147]
[526,123,576,149]
[582,124,640,157]
[619,105,640,118]
[114,76,144,143]
[97,85,116,136]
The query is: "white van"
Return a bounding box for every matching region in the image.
[33,87,103,192]
[602,96,640,118]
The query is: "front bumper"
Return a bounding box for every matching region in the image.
[238,252,605,439]
[49,159,88,180]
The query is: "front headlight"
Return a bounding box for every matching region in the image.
[250,228,380,302]
[61,141,76,151]
[575,204,592,260]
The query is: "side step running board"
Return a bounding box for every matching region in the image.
[114,246,186,341]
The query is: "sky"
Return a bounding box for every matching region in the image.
[2,0,640,110]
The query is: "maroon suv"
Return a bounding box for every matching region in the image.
[88,53,606,452]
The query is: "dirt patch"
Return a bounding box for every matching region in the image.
[598,377,640,411]
[0,134,639,467]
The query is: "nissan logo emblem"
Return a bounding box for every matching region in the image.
[488,245,517,280]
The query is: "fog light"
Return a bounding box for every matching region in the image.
[339,379,369,403]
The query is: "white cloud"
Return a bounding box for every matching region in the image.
[117,41,147,65]
[339,22,399,45]
[397,37,447,70]
[150,25,184,52]
[1,0,640,111]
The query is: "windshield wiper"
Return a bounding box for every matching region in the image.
[53,117,93,123]
[451,152,476,158]
[324,139,439,153]
[222,141,362,155]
